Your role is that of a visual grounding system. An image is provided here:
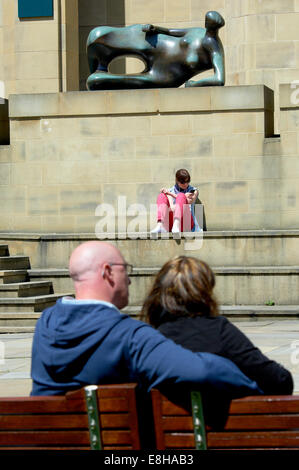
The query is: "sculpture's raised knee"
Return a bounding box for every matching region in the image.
[87,26,115,46]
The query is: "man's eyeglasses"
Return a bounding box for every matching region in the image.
[109,263,134,275]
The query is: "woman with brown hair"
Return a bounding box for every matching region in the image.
[141,256,293,395]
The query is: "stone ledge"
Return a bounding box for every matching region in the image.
[9,85,274,118]
[0,294,72,304]
[0,313,40,318]
[0,327,35,334]
[2,229,299,240]
[28,266,299,275]
[3,231,299,270]
[123,305,299,318]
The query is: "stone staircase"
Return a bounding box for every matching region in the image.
[0,244,73,333]
[1,230,299,332]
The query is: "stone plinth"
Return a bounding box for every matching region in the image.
[1,85,284,232]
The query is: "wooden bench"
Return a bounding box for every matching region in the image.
[2,384,298,450]
[151,389,299,450]
[0,383,141,450]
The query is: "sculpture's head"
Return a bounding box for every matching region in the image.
[205,11,225,31]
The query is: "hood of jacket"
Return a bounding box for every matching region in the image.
[31,297,127,394]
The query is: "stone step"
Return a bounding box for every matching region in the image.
[29,269,73,294]
[29,266,299,306]
[2,230,299,268]
[0,281,53,298]
[0,270,28,284]
[0,245,9,257]
[0,326,35,333]
[0,312,40,327]
[1,305,299,333]
[129,267,299,305]
[0,293,73,312]
[0,256,30,270]
[123,305,299,320]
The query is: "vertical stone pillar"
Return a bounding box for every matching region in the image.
[60,0,79,91]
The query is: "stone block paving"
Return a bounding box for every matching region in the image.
[0,320,298,397]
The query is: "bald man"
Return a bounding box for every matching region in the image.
[31,241,261,399]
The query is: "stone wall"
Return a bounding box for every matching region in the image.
[0,0,79,97]
[8,84,299,233]
[1,0,299,131]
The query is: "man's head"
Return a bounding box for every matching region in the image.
[69,241,131,310]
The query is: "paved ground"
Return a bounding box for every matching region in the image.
[0,319,298,396]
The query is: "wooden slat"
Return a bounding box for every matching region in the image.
[100,414,130,429]
[1,446,133,450]
[0,397,130,414]
[207,431,299,448]
[164,432,299,449]
[0,431,90,446]
[98,397,131,412]
[66,383,137,400]
[224,414,299,430]
[124,385,141,450]
[161,414,299,434]
[162,400,190,416]
[151,389,166,449]
[0,413,130,430]
[161,395,299,416]
[101,430,135,445]
[0,414,88,430]
[0,429,133,446]
[0,399,86,414]
[229,396,299,414]
[102,446,134,450]
[0,447,91,450]
[162,430,299,450]
[163,416,193,431]
[164,433,194,448]
[0,445,134,450]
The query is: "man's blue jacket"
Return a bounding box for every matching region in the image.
[31,298,262,396]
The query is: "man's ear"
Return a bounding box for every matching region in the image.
[102,264,112,279]
[101,264,108,278]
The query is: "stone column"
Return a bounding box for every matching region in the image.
[60,0,79,91]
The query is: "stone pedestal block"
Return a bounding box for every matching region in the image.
[2,85,280,232]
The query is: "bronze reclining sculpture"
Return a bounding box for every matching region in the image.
[86,11,225,90]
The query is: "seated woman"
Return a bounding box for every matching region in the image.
[141,256,293,395]
[151,169,201,234]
